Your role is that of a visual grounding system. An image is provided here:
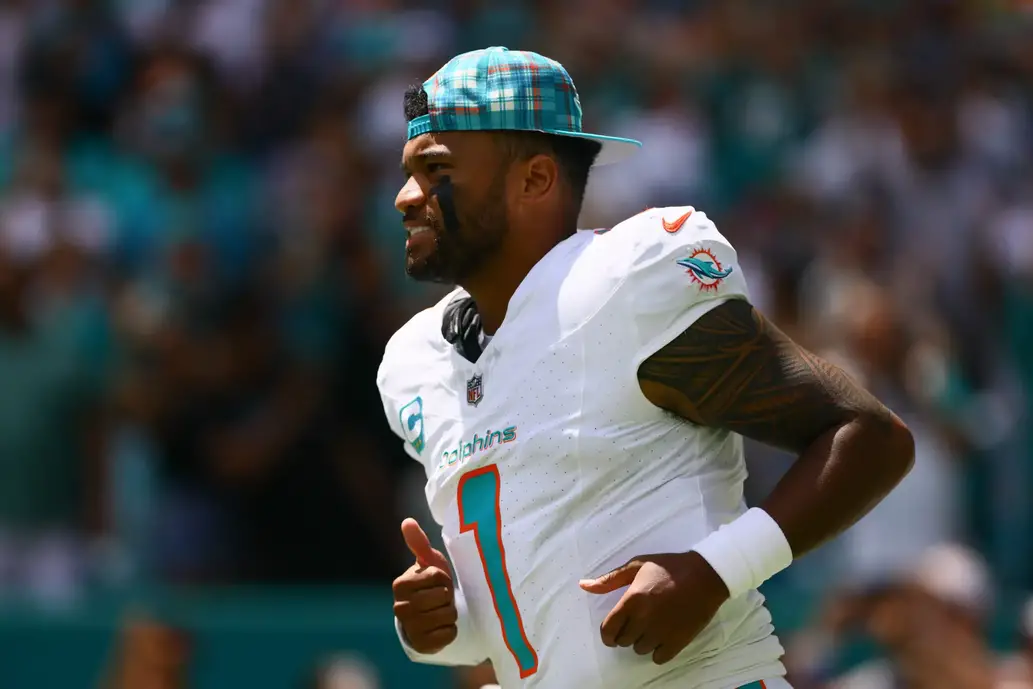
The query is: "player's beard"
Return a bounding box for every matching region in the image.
[405,172,509,285]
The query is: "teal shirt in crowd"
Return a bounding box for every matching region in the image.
[0,298,112,530]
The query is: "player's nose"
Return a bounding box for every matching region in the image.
[395,176,426,216]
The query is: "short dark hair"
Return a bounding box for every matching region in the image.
[403,85,601,222]
[403,84,429,122]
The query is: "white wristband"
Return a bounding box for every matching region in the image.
[691,508,793,600]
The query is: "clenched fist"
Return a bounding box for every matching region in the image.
[392,518,459,655]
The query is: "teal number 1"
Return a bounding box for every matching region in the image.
[458,464,539,678]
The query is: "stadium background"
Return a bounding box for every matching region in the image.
[0,0,1030,686]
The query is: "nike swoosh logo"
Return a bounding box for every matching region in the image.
[662,210,693,233]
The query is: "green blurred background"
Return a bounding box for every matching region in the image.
[0,0,1031,686]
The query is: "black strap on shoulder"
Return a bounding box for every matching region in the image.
[442,293,483,363]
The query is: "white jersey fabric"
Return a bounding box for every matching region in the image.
[377,207,787,689]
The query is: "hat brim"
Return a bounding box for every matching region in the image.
[542,129,642,166]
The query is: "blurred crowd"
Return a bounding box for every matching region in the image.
[785,543,1032,689]
[0,0,1030,686]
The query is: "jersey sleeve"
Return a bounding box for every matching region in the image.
[616,208,751,371]
[377,338,427,466]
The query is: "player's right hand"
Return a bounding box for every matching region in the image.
[392,518,458,655]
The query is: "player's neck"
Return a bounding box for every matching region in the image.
[460,225,569,335]
[460,261,528,336]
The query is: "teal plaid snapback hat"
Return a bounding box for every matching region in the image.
[407,47,641,166]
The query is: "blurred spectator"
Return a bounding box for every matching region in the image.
[0,132,114,606]
[813,282,965,586]
[455,662,500,689]
[97,612,193,689]
[999,597,1033,689]
[305,655,381,689]
[788,543,998,689]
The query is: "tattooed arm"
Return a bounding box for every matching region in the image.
[637,298,915,558]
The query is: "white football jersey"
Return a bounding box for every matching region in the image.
[377,207,787,689]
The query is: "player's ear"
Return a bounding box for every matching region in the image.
[519,154,558,203]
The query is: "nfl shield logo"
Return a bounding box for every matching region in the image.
[466,374,484,407]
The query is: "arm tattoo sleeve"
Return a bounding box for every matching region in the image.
[637,299,893,454]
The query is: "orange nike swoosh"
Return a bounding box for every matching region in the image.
[662,210,693,233]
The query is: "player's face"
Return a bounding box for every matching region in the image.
[396,132,510,284]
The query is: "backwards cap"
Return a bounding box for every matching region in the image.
[407,47,641,167]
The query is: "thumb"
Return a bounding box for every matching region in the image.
[401,518,446,569]
[579,560,641,594]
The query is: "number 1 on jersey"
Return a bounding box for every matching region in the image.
[458,465,539,678]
